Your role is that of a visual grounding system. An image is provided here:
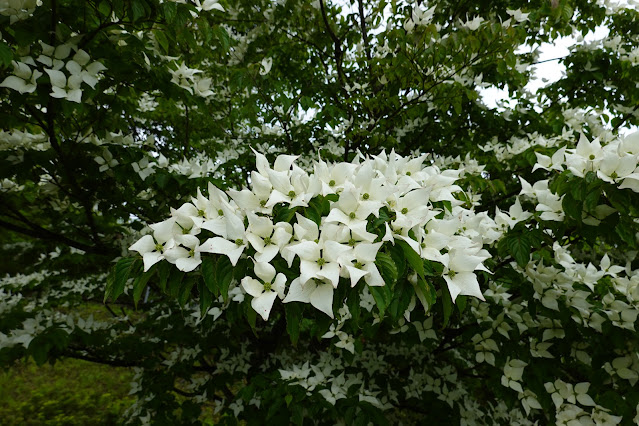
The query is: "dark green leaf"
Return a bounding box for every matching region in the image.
[201,256,218,296]
[0,41,12,68]
[216,255,234,302]
[375,252,398,287]
[105,257,140,302]
[133,268,154,308]
[285,303,302,346]
[369,285,392,317]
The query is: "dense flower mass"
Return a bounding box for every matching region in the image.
[3,0,639,424]
[130,150,500,319]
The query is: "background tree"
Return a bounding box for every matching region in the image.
[1,0,639,424]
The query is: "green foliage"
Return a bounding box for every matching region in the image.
[0,359,133,426]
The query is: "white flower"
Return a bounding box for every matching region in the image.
[164,234,202,272]
[441,249,489,301]
[129,219,178,271]
[0,61,42,94]
[259,57,272,75]
[245,212,292,263]
[283,278,334,318]
[65,49,107,89]
[241,262,286,320]
[199,204,248,265]
[338,242,384,287]
[44,68,82,103]
[194,0,224,12]
[532,147,566,172]
[287,239,349,289]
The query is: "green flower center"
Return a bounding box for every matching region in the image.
[589,154,595,160]
[189,249,195,257]
[329,180,336,187]
[263,236,272,245]
[362,193,370,200]
[406,171,411,176]
[354,261,364,269]
[611,172,618,180]
[401,207,408,214]
[260,199,267,207]
[316,258,326,266]
[182,227,191,234]
[288,190,296,198]
[197,209,205,217]
[449,270,457,278]
[348,238,357,247]
[349,212,356,219]
[235,238,244,246]
[420,242,426,249]
[263,282,272,292]
[217,209,224,216]
[155,243,164,252]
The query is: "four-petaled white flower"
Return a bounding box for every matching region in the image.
[242,262,286,320]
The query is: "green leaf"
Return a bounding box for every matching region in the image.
[201,256,218,296]
[440,280,453,327]
[163,2,177,22]
[615,219,637,249]
[105,257,140,302]
[375,252,398,287]
[285,303,302,346]
[506,234,531,268]
[167,268,185,298]
[133,268,154,308]
[216,255,234,302]
[369,285,392,317]
[178,275,197,306]
[156,261,171,292]
[245,300,257,333]
[154,30,170,54]
[198,282,213,316]
[562,192,583,221]
[130,0,148,21]
[397,240,425,278]
[0,41,12,68]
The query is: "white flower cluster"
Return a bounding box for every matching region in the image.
[0,0,41,24]
[534,132,639,192]
[130,150,504,320]
[0,43,107,102]
[168,62,213,97]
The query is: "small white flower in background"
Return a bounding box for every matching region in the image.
[532,147,566,172]
[0,60,42,94]
[194,0,224,12]
[501,358,527,393]
[0,0,43,24]
[65,49,107,89]
[131,156,157,180]
[44,68,82,103]
[94,148,119,172]
[241,262,287,321]
[37,42,72,69]
[259,57,273,75]
[506,9,530,23]
[459,15,484,31]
